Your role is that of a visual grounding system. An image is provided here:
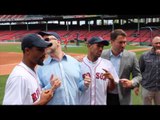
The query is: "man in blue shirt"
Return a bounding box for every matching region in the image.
[37,31,89,105]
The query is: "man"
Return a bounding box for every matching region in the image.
[79,37,119,105]
[3,33,61,105]
[139,36,160,105]
[37,31,88,105]
[101,29,142,105]
[38,31,61,41]
[37,31,61,56]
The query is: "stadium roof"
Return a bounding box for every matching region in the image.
[0,15,160,23]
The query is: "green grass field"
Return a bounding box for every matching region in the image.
[0,75,8,104]
[0,42,149,105]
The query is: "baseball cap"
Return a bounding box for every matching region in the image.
[21,33,52,50]
[88,37,109,46]
[37,31,61,41]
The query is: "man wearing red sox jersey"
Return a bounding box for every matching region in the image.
[3,34,61,105]
[79,37,119,105]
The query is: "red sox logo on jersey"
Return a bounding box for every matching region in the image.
[82,72,107,81]
[31,88,41,103]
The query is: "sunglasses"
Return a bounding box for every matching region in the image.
[44,37,58,41]
[44,38,50,41]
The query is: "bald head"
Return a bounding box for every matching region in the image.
[152,36,160,43]
[152,36,160,44]
[152,36,160,52]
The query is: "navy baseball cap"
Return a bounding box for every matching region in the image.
[88,37,109,46]
[38,31,61,41]
[21,33,52,50]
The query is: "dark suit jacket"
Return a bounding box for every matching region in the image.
[101,49,142,105]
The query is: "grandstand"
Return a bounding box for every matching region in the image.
[0,15,160,45]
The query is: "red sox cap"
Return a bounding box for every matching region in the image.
[21,33,52,51]
[88,36,109,46]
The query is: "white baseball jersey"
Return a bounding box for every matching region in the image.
[79,56,119,105]
[3,62,41,105]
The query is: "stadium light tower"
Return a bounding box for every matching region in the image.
[45,21,48,31]
[88,20,90,32]
[112,20,115,31]
[66,21,69,31]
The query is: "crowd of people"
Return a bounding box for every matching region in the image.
[2,28,160,105]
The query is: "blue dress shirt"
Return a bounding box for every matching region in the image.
[37,54,84,105]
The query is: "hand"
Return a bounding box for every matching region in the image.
[103,68,115,91]
[133,87,139,96]
[34,75,61,105]
[156,49,160,55]
[50,74,61,92]
[102,68,114,81]
[35,88,53,105]
[75,55,84,62]
[120,79,133,88]
[84,74,91,87]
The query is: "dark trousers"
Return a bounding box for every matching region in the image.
[107,93,120,105]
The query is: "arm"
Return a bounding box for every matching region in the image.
[103,68,116,91]
[78,62,91,92]
[37,67,59,90]
[131,53,142,87]
[83,74,91,88]
[34,78,61,105]
[78,72,91,92]
[107,78,115,91]
[139,53,145,73]
[133,87,139,96]
[3,76,26,105]
[120,53,142,88]
[75,55,84,62]
[34,89,53,105]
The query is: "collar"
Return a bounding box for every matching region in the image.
[110,50,122,57]
[85,56,101,64]
[19,62,36,76]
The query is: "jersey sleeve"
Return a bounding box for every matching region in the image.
[3,76,28,105]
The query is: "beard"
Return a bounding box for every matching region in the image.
[37,61,44,66]
[155,49,160,55]
[36,56,45,66]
